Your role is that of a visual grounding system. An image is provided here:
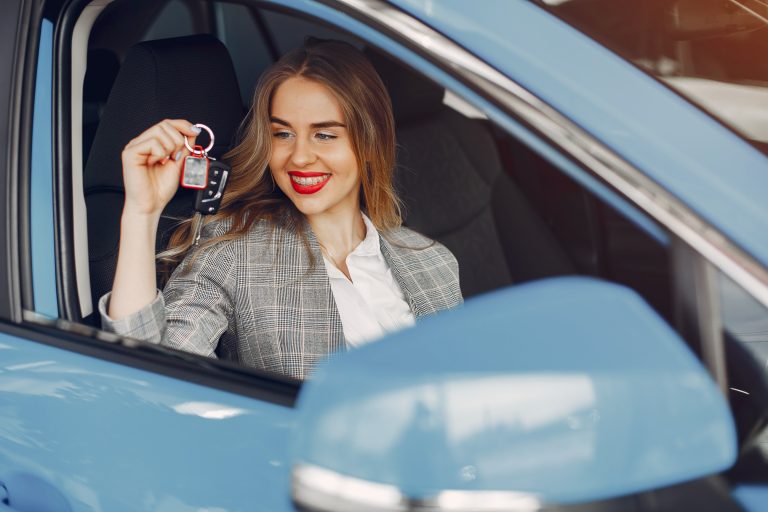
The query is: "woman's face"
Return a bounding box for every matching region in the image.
[269,76,361,220]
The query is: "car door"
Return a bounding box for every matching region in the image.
[1,2,300,511]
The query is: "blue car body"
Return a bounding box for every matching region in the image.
[1,0,766,510]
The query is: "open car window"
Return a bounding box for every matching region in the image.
[72,0,667,362]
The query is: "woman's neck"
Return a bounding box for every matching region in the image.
[307,208,367,267]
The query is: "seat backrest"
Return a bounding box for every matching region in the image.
[366,49,574,297]
[83,48,120,160]
[84,34,244,318]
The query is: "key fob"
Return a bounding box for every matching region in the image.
[181,152,209,189]
[194,159,230,215]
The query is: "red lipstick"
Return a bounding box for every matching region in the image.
[288,171,330,195]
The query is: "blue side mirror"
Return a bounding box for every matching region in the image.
[291,277,736,510]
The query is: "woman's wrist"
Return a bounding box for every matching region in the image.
[121,203,163,223]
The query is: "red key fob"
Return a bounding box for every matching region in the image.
[181,144,209,190]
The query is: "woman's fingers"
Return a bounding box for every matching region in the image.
[124,119,199,164]
[164,119,202,138]
[158,121,188,156]
[126,137,171,167]
[120,119,202,216]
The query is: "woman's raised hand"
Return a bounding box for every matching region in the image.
[121,119,201,217]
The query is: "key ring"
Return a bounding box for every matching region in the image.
[185,123,215,154]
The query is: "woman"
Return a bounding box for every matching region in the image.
[100,39,462,380]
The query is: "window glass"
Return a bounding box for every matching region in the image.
[142,0,195,41]
[31,18,58,318]
[215,3,272,106]
[534,0,768,156]
[260,9,361,55]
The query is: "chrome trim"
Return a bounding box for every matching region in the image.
[333,0,768,312]
[291,464,541,512]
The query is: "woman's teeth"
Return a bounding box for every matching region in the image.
[291,175,329,186]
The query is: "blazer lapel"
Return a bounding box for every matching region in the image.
[265,227,346,378]
[379,235,431,319]
[304,230,346,354]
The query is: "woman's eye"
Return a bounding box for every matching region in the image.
[273,131,293,140]
[315,132,337,141]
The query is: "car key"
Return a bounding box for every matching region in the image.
[194,159,230,215]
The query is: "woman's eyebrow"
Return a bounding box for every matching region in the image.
[270,116,291,127]
[311,121,346,129]
[269,117,346,129]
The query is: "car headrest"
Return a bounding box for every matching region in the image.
[364,47,444,124]
[84,48,120,104]
[84,34,244,191]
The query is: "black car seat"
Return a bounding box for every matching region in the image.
[84,34,244,321]
[83,48,120,161]
[366,50,574,297]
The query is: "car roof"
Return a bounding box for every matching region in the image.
[390,0,768,269]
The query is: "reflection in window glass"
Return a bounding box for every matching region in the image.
[534,0,768,155]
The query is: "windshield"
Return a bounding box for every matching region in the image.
[533,0,768,156]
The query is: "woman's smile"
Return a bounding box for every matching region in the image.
[288,171,331,194]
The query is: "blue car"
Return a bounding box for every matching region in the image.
[1,0,767,510]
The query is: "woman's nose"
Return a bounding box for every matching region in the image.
[290,137,317,167]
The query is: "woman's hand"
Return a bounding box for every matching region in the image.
[121,119,201,217]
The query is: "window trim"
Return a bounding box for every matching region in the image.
[19,309,301,406]
[6,0,37,323]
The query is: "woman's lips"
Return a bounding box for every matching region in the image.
[288,171,331,195]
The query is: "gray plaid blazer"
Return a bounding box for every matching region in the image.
[100,217,463,380]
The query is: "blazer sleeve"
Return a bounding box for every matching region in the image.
[99,223,237,358]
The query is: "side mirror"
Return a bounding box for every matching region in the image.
[290,277,736,511]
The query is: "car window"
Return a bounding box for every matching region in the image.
[142,0,195,41]
[77,1,670,349]
[58,0,759,403]
[260,8,361,54]
[30,18,57,319]
[215,3,273,106]
[533,0,768,156]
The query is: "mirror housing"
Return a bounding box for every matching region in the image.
[291,278,736,510]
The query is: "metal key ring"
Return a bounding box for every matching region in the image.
[185,123,215,154]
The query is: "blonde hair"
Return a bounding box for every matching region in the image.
[158,39,401,281]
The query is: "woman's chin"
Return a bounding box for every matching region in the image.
[289,196,329,217]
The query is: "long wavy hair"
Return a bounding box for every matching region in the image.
[157,39,401,281]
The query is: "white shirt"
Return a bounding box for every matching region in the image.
[322,214,416,348]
